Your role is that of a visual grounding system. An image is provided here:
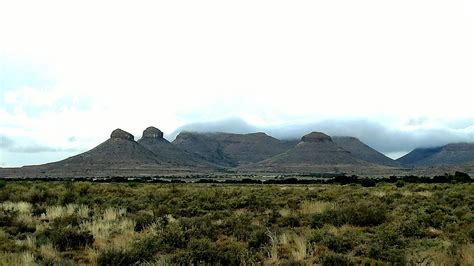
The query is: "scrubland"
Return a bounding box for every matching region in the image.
[0,179,473,265]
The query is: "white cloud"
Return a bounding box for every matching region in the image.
[1,0,474,166]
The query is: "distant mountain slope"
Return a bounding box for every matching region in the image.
[172,132,295,166]
[397,143,474,167]
[396,146,443,166]
[56,129,160,165]
[332,136,400,167]
[172,132,236,167]
[0,129,211,178]
[241,132,383,173]
[137,126,212,166]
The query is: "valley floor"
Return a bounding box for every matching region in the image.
[0,181,473,265]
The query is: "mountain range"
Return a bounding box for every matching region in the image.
[1,126,474,178]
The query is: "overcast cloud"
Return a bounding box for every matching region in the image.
[169,118,474,157]
[1,0,474,166]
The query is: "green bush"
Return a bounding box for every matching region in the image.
[321,254,353,266]
[0,180,6,189]
[248,230,270,250]
[157,223,188,251]
[185,238,220,264]
[97,249,140,266]
[310,213,325,229]
[45,227,93,251]
[0,209,17,227]
[365,227,406,263]
[395,180,406,188]
[310,231,356,253]
[279,215,301,228]
[399,218,424,238]
[133,211,155,231]
[313,201,387,227]
[172,238,245,265]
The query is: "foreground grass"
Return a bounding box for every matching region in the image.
[0,180,473,265]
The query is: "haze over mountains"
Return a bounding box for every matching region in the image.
[1,125,474,178]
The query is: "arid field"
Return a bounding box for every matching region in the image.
[0,180,473,265]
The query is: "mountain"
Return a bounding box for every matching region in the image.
[241,132,382,173]
[137,126,212,166]
[172,132,296,167]
[332,136,400,167]
[0,129,210,178]
[48,129,160,166]
[397,143,474,167]
[172,132,236,167]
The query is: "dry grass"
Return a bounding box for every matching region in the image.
[278,208,291,217]
[39,243,60,262]
[372,191,387,197]
[299,200,333,215]
[84,248,99,265]
[326,224,361,235]
[42,204,91,221]
[0,252,36,266]
[103,207,126,221]
[21,252,36,265]
[290,234,307,261]
[266,232,308,263]
[0,252,22,266]
[0,201,32,214]
[81,207,135,249]
[415,191,433,197]
[461,244,474,266]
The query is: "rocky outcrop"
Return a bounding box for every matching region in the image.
[301,132,332,143]
[142,126,164,139]
[138,127,213,167]
[110,129,134,141]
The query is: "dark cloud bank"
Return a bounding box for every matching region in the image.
[168,118,474,155]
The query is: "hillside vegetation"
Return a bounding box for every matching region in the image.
[0,180,473,265]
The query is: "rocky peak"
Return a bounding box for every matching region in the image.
[110,129,134,141]
[301,132,332,143]
[142,126,164,139]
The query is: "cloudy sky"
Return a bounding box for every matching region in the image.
[1,0,474,167]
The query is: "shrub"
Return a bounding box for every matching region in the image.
[314,201,387,227]
[279,215,301,228]
[171,239,244,265]
[468,226,474,241]
[0,180,6,189]
[321,254,353,266]
[359,178,376,187]
[158,223,188,251]
[365,227,406,263]
[0,209,17,227]
[185,238,219,264]
[248,230,270,250]
[310,231,356,253]
[97,249,139,266]
[399,219,424,238]
[310,213,325,229]
[179,216,217,240]
[133,211,155,231]
[453,171,471,182]
[395,180,406,188]
[45,227,93,251]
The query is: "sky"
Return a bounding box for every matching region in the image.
[1,0,474,167]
